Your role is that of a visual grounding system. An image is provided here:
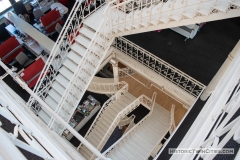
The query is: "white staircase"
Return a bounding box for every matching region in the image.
[109,0,240,36]
[78,91,137,160]
[38,5,114,133]
[106,103,174,160]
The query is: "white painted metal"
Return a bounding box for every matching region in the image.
[0,61,105,160]
[108,0,240,36]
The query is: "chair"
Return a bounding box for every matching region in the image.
[33,8,44,21]
[15,52,34,68]
[55,23,63,34]
[0,36,24,64]
[40,9,63,35]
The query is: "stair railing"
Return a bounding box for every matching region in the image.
[118,114,136,126]
[47,4,119,133]
[27,0,106,111]
[88,80,126,93]
[118,67,136,78]
[102,93,156,157]
[77,81,128,150]
[90,93,155,159]
[148,104,175,159]
[113,36,205,97]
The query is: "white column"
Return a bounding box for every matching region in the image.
[110,59,119,83]
[200,40,240,101]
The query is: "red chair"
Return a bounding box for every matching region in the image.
[40,9,63,34]
[0,36,24,64]
[19,57,45,88]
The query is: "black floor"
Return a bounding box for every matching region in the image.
[125,17,240,85]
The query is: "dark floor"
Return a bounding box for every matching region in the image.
[125,17,240,85]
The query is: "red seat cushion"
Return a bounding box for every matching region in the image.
[40,9,63,34]
[0,36,24,64]
[19,58,45,88]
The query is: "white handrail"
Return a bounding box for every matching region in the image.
[88,81,126,93]
[103,93,156,156]
[0,61,107,159]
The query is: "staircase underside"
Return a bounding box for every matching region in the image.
[111,0,240,36]
[107,103,170,160]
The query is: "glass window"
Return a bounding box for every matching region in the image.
[0,0,12,13]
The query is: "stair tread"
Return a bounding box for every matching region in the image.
[59,66,74,80]
[81,26,95,39]
[51,81,65,95]
[67,51,82,64]
[125,138,148,157]
[55,74,69,88]
[45,96,58,110]
[79,146,92,159]
[75,35,91,48]
[117,146,139,160]
[71,43,86,57]
[63,58,78,72]
[48,89,61,103]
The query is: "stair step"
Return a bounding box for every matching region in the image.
[70,43,86,57]
[89,131,102,143]
[97,121,110,131]
[103,110,115,120]
[80,146,92,159]
[104,106,118,116]
[94,125,107,136]
[117,147,139,160]
[122,142,146,159]
[67,51,82,64]
[45,96,58,110]
[55,74,69,88]
[81,26,95,39]
[100,114,114,123]
[135,132,155,146]
[98,116,111,127]
[59,66,74,80]
[124,92,136,101]
[75,35,91,48]
[114,149,128,160]
[126,138,148,157]
[131,135,152,153]
[63,58,78,72]
[48,89,62,103]
[51,81,65,96]
[87,137,99,147]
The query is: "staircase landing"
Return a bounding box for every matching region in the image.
[84,5,107,30]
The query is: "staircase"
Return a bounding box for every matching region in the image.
[106,103,174,160]
[87,77,127,94]
[109,0,240,36]
[31,3,116,133]
[78,90,138,160]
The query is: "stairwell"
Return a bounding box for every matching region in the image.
[106,103,174,160]
[78,89,138,159]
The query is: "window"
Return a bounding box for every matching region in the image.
[0,0,21,14]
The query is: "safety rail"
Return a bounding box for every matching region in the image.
[103,93,156,157]
[88,80,127,93]
[108,0,236,33]
[27,0,107,111]
[112,36,205,97]
[77,82,129,150]
[118,67,136,78]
